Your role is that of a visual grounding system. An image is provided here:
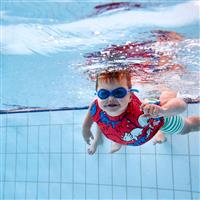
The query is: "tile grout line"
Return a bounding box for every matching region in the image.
[111,142,113,200]
[187,106,193,200]
[85,129,87,200]
[36,126,40,199]
[2,178,200,193]
[155,145,159,200]
[60,125,62,200]
[72,111,75,200]
[125,147,128,200]
[48,112,51,199]
[14,127,18,199]
[2,114,8,199]
[98,145,100,200]
[0,2,3,196]
[171,134,175,200]
[1,151,199,157]
[139,146,143,200]
[24,113,29,199]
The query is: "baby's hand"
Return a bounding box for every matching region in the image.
[82,128,94,145]
[140,103,164,118]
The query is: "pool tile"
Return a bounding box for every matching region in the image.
[50,154,61,182]
[127,187,141,199]
[50,110,73,125]
[61,154,73,183]
[142,188,157,199]
[0,115,7,127]
[112,154,126,186]
[37,183,49,199]
[0,127,6,153]
[26,182,37,199]
[15,182,26,199]
[50,125,61,153]
[49,183,61,199]
[38,154,49,182]
[27,154,38,182]
[3,181,15,199]
[174,191,192,200]
[61,125,73,153]
[126,154,141,187]
[172,134,189,155]
[74,154,86,183]
[141,139,156,154]
[156,155,173,189]
[74,124,86,153]
[189,131,200,155]
[86,154,98,184]
[5,154,16,181]
[0,154,5,181]
[126,145,140,154]
[113,186,127,199]
[74,109,88,124]
[7,113,28,126]
[98,134,112,154]
[16,154,27,181]
[28,112,50,126]
[99,185,112,199]
[86,185,99,199]
[173,155,190,190]
[156,135,172,155]
[38,126,50,153]
[99,154,112,185]
[190,156,200,192]
[6,127,17,153]
[141,155,156,188]
[61,184,73,199]
[188,104,200,116]
[17,127,28,153]
[192,192,200,199]
[73,184,85,199]
[28,126,39,153]
[158,189,173,199]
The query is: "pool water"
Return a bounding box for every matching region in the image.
[1,1,200,199]
[1,0,200,109]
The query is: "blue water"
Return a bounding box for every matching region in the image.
[1,0,200,109]
[1,1,200,199]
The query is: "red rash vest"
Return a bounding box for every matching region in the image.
[90,94,164,146]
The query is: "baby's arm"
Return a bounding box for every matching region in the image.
[82,106,94,145]
[141,91,187,118]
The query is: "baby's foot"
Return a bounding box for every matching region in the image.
[110,142,122,153]
[153,131,167,145]
[187,116,200,132]
[88,143,97,155]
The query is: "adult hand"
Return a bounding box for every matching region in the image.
[140,103,164,118]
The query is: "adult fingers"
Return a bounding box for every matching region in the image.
[140,103,147,111]
[143,105,151,115]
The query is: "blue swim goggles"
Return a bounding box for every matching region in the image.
[96,87,139,100]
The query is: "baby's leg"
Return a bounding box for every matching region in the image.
[88,127,102,155]
[180,116,200,134]
[110,142,122,153]
[153,131,167,145]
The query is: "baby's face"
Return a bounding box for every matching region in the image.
[97,78,131,116]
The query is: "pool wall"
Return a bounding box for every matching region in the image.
[0,104,200,199]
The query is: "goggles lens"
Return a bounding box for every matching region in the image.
[97,87,128,100]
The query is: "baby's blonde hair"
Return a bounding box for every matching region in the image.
[96,69,132,90]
